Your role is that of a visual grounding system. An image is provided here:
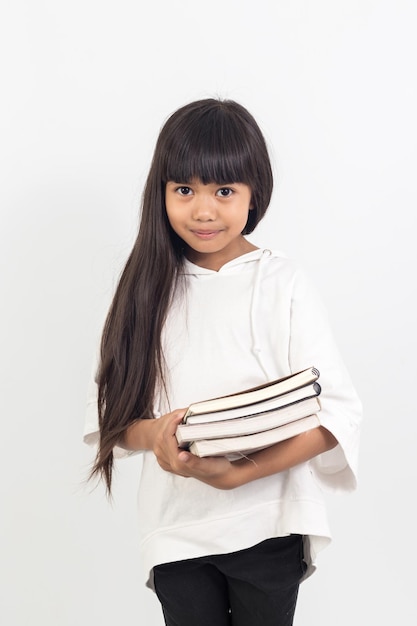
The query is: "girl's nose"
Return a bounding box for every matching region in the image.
[192,195,217,221]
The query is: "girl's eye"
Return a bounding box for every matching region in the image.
[216,188,233,197]
[176,186,193,196]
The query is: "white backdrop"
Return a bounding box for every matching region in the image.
[1,1,416,624]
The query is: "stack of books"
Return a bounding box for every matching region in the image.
[175,367,322,458]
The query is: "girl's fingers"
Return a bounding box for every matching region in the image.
[153,409,187,470]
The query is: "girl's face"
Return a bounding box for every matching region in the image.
[165,179,256,271]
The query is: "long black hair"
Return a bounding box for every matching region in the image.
[91,98,274,493]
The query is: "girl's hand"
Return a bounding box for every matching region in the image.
[151,409,188,473]
[151,409,243,489]
[173,451,244,490]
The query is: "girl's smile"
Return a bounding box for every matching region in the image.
[165,179,257,270]
[190,229,224,239]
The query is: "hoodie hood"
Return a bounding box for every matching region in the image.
[181,248,282,379]
[181,248,271,275]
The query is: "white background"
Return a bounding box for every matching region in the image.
[1,1,416,624]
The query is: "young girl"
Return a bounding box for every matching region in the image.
[84,98,362,626]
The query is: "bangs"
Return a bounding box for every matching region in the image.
[163,142,251,185]
[161,108,256,185]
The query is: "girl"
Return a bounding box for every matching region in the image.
[84,98,362,626]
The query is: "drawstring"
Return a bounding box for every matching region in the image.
[250,249,272,379]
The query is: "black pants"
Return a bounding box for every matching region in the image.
[153,535,306,626]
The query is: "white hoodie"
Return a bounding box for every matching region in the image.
[84,249,362,589]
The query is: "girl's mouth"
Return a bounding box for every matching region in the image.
[191,230,221,240]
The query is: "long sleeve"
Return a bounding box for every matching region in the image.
[289,268,362,492]
[82,356,140,459]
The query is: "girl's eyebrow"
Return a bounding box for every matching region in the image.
[165,181,187,187]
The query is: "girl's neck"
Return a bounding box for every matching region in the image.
[185,236,258,272]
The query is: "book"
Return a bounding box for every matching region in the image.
[188,413,321,458]
[176,395,321,447]
[175,366,322,458]
[183,367,320,422]
[183,381,321,426]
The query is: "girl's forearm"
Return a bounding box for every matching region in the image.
[118,418,158,451]
[118,419,338,491]
[118,410,186,455]
[231,426,338,487]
